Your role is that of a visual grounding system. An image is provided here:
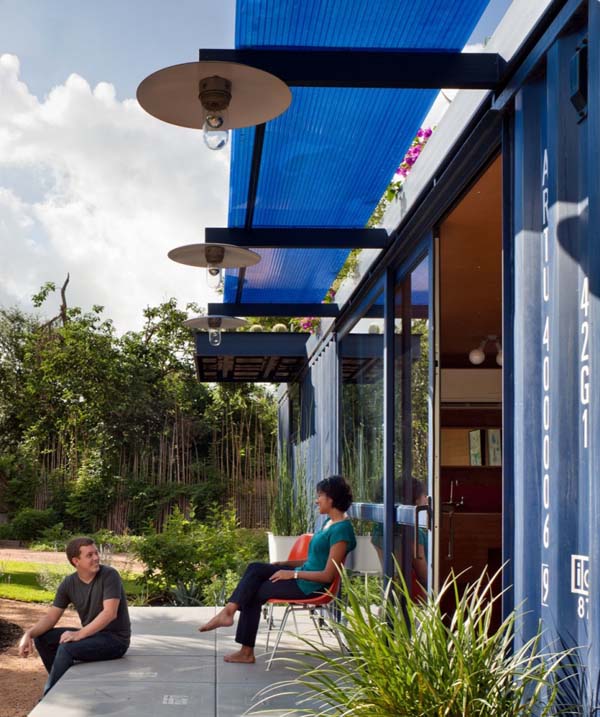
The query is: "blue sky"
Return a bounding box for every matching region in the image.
[0,0,511,333]
[0,0,236,100]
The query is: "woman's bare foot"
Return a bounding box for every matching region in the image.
[223,647,255,663]
[199,606,235,632]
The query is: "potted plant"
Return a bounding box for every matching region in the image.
[268,454,313,562]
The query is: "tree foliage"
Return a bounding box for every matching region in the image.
[0,283,277,533]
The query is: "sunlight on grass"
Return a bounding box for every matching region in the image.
[0,561,142,603]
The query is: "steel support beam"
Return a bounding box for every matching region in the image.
[206,227,389,249]
[199,48,506,90]
[208,302,339,317]
[382,267,396,583]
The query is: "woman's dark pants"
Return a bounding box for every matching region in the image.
[228,562,320,648]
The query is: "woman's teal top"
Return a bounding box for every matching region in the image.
[297,519,356,595]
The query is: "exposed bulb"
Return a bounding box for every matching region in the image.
[203,121,229,151]
[469,346,486,365]
[206,265,222,289]
[208,328,222,347]
[496,343,503,366]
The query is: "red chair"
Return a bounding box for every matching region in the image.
[263,533,312,629]
[264,558,346,671]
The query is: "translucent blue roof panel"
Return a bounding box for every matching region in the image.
[224,248,349,303]
[225,0,491,305]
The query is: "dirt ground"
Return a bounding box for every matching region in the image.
[0,599,80,717]
[0,549,143,717]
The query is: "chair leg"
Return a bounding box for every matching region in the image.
[266,605,291,671]
[309,607,327,646]
[264,604,276,651]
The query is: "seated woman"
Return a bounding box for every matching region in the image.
[199,474,356,663]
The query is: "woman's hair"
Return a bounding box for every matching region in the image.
[316,474,353,511]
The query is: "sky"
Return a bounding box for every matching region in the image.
[0,0,510,335]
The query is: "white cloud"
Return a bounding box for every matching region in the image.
[0,54,229,333]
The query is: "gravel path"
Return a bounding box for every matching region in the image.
[0,599,80,717]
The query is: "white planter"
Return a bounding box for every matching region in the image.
[344,536,382,575]
[267,532,299,563]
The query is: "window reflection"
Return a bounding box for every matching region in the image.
[340,285,384,504]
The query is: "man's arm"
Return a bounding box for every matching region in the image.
[59,599,120,643]
[18,606,65,657]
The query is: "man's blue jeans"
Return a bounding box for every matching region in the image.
[34,628,129,694]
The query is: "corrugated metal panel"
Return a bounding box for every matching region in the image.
[226,0,490,303]
[587,0,600,694]
[278,337,339,517]
[510,16,596,704]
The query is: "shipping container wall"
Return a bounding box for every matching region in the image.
[509,10,599,703]
[278,336,339,513]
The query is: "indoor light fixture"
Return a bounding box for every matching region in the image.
[183,315,247,347]
[468,335,503,366]
[137,61,292,151]
[168,243,261,289]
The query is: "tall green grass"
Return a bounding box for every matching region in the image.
[257,568,571,716]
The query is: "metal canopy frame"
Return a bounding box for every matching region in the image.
[209,302,429,318]
[198,48,507,90]
[205,41,506,308]
[208,302,339,317]
[206,227,389,249]
[194,331,310,382]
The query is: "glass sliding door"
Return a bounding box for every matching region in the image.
[393,252,433,594]
[340,243,434,591]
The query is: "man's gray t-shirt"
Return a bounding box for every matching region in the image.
[53,565,131,644]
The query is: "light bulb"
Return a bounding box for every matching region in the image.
[203,122,229,151]
[206,265,222,288]
[469,348,485,365]
[199,76,231,151]
[208,328,222,347]
[496,343,503,366]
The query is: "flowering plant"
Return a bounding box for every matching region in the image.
[395,127,433,179]
[290,316,321,334]
[383,127,433,203]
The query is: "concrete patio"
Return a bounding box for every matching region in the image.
[29,606,335,717]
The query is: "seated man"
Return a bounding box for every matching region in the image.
[18,536,131,695]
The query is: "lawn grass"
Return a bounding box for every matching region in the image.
[0,561,143,603]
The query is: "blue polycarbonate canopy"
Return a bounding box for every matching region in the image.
[223,0,492,306]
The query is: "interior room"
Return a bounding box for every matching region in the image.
[438,155,503,603]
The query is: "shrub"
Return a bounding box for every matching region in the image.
[260,567,571,717]
[36,567,69,593]
[0,524,15,540]
[134,504,258,601]
[171,581,204,606]
[10,508,57,541]
[201,569,240,606]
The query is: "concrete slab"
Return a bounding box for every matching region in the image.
[28,606,339,717]
[30,681,215,717]
[56,655,216,684]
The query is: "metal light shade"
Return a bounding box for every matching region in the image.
[183,315,247,331]
[168,243,261,269]
[137,61,291,130]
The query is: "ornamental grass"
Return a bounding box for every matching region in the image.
[255,567,572,717]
